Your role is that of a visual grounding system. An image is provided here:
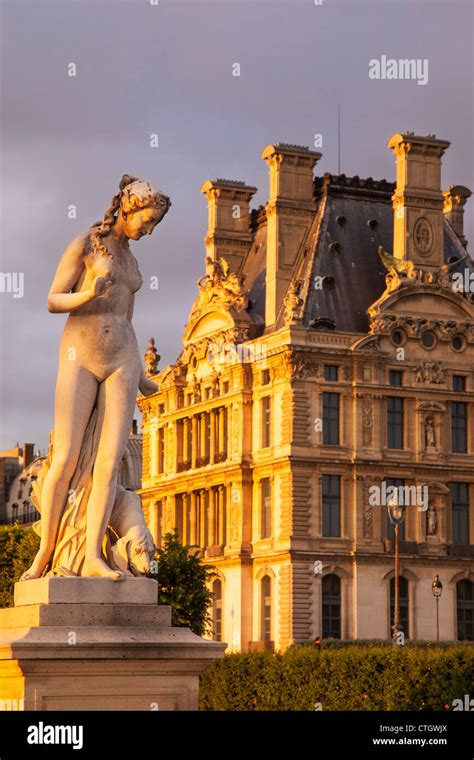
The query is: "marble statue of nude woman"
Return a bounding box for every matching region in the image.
[21,174,170,581]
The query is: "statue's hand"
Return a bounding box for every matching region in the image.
[90,275,113,299]
[139,374,158,397]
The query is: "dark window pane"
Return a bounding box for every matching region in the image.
[323,392,339,445]
[457,580,474,641]
[260,478,272,539]
[451,482,469,544]
[322,475,341,537]
[261,576,272,641]
[322,574,341,639]
[452,402,467,453]
[324,365,338,381]
[389,370,403,387]
[387,397,404,449]
[261,396,272,448]
[453,375,466,392]
[213,580,222,642]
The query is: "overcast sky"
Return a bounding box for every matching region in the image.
[0,0,472,451]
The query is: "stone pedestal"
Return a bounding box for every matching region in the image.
[0,577,226,711]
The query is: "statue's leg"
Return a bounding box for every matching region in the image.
[83,361,140,579]
[20,363,99,580]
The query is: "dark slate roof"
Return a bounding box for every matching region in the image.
[242,173,472,336]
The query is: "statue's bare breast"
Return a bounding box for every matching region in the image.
[60,233,144,378]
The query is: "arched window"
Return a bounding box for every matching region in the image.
[261,576,272,641]
[390,577,409,638]
[322,574,341,639]
[212,579,222,642]
[457,580,474,641]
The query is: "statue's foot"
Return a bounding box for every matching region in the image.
[20,567,42,582]
[19,552,50,581]
[83,557,125,581]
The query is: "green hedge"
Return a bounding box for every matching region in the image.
[0,524,40,607]
[199,645,474,711]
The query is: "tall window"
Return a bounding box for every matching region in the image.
[322,474,341,537]
[260,478,271,538]
[384,478,405,541]
[387,397,404,449]
[390,576,409,638]
[322,574,341,638]
[457,580,474,641]
[451,482,469,544]
[261,396,272,448]
[451,402,467,453]
[261,576,272,641]
[323,392,339,445]
[213,579,222,642]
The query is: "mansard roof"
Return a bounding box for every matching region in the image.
[242,173,472,336]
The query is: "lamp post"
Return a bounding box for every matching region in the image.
[431,574,443,642]
[388,498,406,644]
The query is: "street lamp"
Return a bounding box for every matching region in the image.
[431,574,443,642]
[388,498,406,644]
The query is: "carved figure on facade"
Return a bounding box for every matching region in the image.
[415,361,445,385]
[193,256,248,313]
[424,416,436,449]
[427,505,438,536]
[144,337,160,376]
[283,279,304,325]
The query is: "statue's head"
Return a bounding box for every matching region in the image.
[90,173,171,255]
[119,175,171,240]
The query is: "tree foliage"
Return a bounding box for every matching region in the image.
[150,530,216,637]
[0,524,40,607]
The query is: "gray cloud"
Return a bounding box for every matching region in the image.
[1,0,472,449]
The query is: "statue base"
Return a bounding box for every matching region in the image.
[0,577,225,711]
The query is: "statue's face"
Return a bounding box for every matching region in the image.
[124,205,168,240]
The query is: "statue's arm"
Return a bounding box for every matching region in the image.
[47,234,108,314]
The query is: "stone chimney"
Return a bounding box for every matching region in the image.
[443,185,472,249]
[261,143,321,327]
[387,132,450,269]
[23,443,35,468]
[200,179,257,275]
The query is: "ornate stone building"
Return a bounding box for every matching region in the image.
[138,133,474,650]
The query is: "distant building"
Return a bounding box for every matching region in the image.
[0,424,142,527]
[136,133,471,648]
[0,444,37,524]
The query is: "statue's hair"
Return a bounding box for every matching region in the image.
[89,174,170,258]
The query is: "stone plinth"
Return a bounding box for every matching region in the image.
[0,578,226,711]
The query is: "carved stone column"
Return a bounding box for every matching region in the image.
[150,501,160,547]
[200,413,207,463]
[218,408,225,457]
[182,417,189,465]
[191,416,198,469]
[208,487,216,546]
[182,492,189,545]
[199,490,207,547]
[218,485,225,545]
[190,491,197,545]
[209,410,216,464]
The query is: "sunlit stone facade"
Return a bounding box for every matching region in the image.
[138,135,474,651]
